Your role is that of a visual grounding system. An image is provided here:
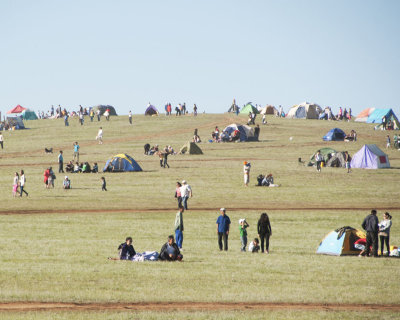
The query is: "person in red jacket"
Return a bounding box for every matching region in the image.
[43,168,50,189]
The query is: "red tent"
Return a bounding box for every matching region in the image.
[7,105,26,114]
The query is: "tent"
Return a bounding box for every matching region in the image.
[317,226,366,256]
[179,142,203,154]
[6,116,25,129]
[326,152,346,168]
[322,128,346,141]
[7,105,26,114]
[350,144,390,169]
[92,105,118,116]
[21,109,38,120]
[260,105,279,116]
[240,103,259,114]
[355,108,375,122]
[308,147,337,166]
[223,123,256,142]
[366,108,399,129]
[145,105,159,116]
[286,102,322,119]
[103,154,142,172]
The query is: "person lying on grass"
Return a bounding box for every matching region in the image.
[159,235,183,261]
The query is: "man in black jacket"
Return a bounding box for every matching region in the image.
[119,237,136,260]
[159,235,183,261]
[362,209,379,257]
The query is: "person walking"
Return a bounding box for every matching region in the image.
[96,109,101,121]
[19,170,28,197]
[79,112,84,125]
[315,150,323,172]
[64,113,69,126]
[180,180,192,210]
[101,177,107,191]
[361,209,379,257]
[175,182,183,208]
[216,208,231,251]
[243,161,251,186]
[163,146,170,168]
[0,132,3,149]
[12,172,19,197]
[257,213,272,253]
[386,135,391,149]
[193,104,197,116]
[344,151,351,173]
[58,151,64,173]
[128,110,132,124]
[96,127,103,144]
[175,206,184,249]
[379,212,392,256]
[73,142,80,162]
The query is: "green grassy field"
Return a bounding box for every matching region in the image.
[0,114,399,319]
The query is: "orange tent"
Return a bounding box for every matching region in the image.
[355,108,375,122]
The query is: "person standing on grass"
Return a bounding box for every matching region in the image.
[175,206,184,250]
[79,111,84,125]
[19,170,28,197]
[243,161,251,186]
[361,209,379,257]
[344,151,352,173]
[315,150,322,172]
[0,132,3,149]
[73,142,80,162]
[386,135,391,149]
[12,172,19,197]
[239,219,249,252]
[58,151,64,173]
[379,212,392,256]
[163,146,170,168]
[101,177,107,191]
[175,182,183,208]
[180,180,192,210]
[43,168,50,189]
[129,110,132,124]
[96,127,103,144]
[216,208,231,251]
[64,113,69,126]
[96,109,101,121]
[257,213,272,253]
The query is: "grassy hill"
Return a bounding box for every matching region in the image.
[0,114,399,319]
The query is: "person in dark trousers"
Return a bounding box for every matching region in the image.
[175,206,184,249]
[118,237,136,260]
[216,208,231,251]
[163,146,170,168]
[58,151,64,173]
[254,125,260,141]
[361,209,379,257]
[101,177,107,191]
[257,212,272,253]
[0,132,3,149]
[159,235,183,261]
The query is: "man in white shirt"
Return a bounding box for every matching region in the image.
[96,127,103,144]
[0,132,3,149]
[128,111,132,124]
[179,180,192,210]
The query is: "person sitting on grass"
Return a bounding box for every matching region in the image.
[262,174,280,187]
[65,161,74,173]
[159,235,183,261]
[63,176,71,189]
[248,238,260,253]
[92,162,98,173]
[118,237,136,260]
[73,162,81,173]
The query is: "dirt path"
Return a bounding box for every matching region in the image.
[1,301,399,312]
[1,206,400,216]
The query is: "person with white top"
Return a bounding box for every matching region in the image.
[179,180,192,210]
[379,212,392,256]
[12,172,19,197]
[315,150,323,172]
[0,132,3,149]
[96,127,103,144]
[128,111,132,124]
[19,170,28,197]
[243,161,251,186]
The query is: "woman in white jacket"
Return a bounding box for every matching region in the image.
[379,212,392,256]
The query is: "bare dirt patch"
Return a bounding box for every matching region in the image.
[1,301,399,312]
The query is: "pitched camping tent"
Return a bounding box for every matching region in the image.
[260,105,279,116]
[179,142,203,154]
[317,226,366,256]
[21,109,38,120]
[240,103,259,114]
[103,154,142,172]
[6,116,25,129]
[322,128,346,141]
[145,105,159,116]
[355,108,375,122]
[7,105,26,115]
[366,108,399,129]
[92,105,118,116]
[326,152,346,167]
[286,102,322,119]
[308,147,337,166]
[350,144,390,169]
[223,123,256,142]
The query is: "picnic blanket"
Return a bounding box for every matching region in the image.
[131,251,159,262]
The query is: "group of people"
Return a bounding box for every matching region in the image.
[174,180,193,210]
[161,102,198,116]
[12,170,28,197]
[386,134,400,149]
[66,161,99,173]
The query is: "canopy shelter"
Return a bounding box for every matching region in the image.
[223,123,256,142]
[7,105,26,114]
[286,102,322,119]
[103,154,142,172]
[322,128,346,141]
[92,105,117,116]
[145,105,159,116]
[240,103,259,114]
[350,144,390,169]
[317,226,366,256]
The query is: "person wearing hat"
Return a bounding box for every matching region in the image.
[243,161,251,187]
[179,180,192,210]
[216,208,231,251]
[63,176,71,189]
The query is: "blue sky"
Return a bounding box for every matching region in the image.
[1,0,399,115]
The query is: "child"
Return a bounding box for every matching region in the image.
[101,177,107,191]
[248,238,260,253]
[243,162,251,186]
[12,172,19,197]
[239,219,249,252]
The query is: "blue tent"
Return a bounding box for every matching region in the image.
[103,154,142,172]
[322,128,346,141]
[223,124,256,142]
[366,108,399,125]
[316,227,365,256]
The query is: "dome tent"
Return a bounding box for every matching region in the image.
[145,105,159,116]
[286,102,322,119]
[317,226,366,256]
[308,147,337,166]
[92,105,118,116]
[322,128,346,141]
[223,123,256,142]
[103,154,142,172]
[260,105,279,116]
[240,103,259,114]
[21,109,38,120]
